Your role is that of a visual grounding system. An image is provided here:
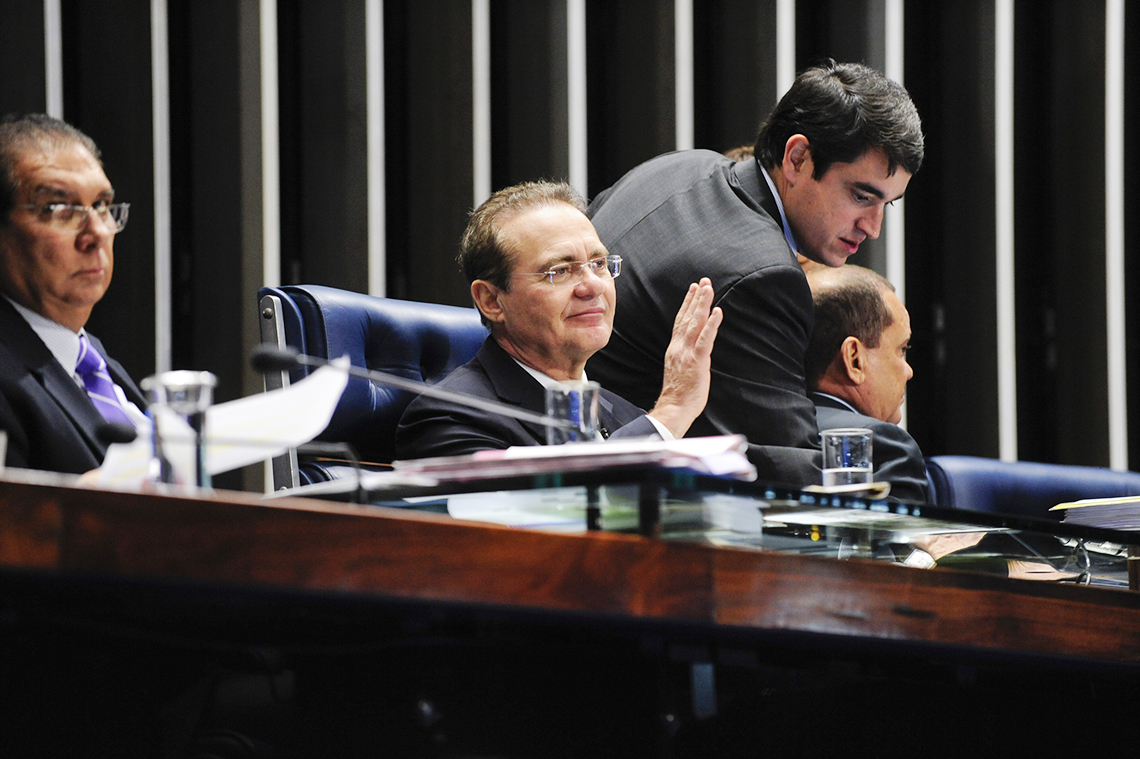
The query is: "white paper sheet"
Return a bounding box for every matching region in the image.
[97,359,349,487]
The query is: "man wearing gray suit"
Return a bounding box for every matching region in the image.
[805,265,929,503]
[587,61,923,485]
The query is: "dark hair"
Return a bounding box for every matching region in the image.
[804,265,896,387]
[459,180,588,327]
[755,60,923,179]
[0,114,102,223]
[459,179,587,290]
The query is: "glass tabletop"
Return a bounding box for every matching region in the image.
[356,467,1139,591]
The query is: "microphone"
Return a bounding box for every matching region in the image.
[97,422,138,445]
[251,345,576,431]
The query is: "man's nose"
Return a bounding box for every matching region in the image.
[905,359,914,381]
[77,209,115,241]
[574,265,606,294]
[858,205,884,239]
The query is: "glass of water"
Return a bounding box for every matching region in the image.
[821,428,873,487]
[544,380,601,445]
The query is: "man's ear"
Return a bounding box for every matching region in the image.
[471,280,505,324]
[840,336,867,385]
[781,134,811,184]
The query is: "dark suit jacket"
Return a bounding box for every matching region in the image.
[395,337,659,460]
[0,298,147,474]
[587,151,820,486]
[812,393,931,503]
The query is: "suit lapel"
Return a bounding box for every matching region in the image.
[0,299,109,457]
[596,394,619,438]
[730,156,784,235]
[475,339,549,444]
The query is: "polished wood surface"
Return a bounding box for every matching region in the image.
[2,477,1139,665]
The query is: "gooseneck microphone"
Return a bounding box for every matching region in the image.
[97,422,139,446]
[250,345,575,431]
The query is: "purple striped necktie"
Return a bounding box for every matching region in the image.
[75,333,134,427]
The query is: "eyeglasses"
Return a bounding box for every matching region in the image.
[511,255,622,287]
[16,202,130,234]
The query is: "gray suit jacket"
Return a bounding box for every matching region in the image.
[396,337,659,460]
[587,151,819,485]
[0,297,147,474]
[812,393,931,503]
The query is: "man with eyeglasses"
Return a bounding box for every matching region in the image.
[396,180,722,459]
[0,113,145,474]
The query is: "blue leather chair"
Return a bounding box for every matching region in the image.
[925,455,1140,520]
[258,285,488,489]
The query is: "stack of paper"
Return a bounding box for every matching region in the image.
[1052,495,1140,530]
[392,434,756,481]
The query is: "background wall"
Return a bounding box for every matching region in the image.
[1,0,1136,489]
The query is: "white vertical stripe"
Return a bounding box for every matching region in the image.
[472,0,492,207]
[674,0,693,151]
[260,0,280,287]
[995,0,1017,461]
[1106,0,1128,469]
[883,0,905,301]
[776,0,795,97]
[883,0,908,429]
[567,0,588,196]
[43,0,63,117]
[151,0,172,372]
[366,0,386,296]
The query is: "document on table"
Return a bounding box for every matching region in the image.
[97,359,349,487]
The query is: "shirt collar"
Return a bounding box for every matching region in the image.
[3,295,84,381]
[512,356,589,389]
[760,164,800,254]
[811,390,861,415]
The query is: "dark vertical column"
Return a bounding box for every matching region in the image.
[1013,3,1060,464]
[384,0,474,307]
[490,0,569,189]
[795,0,890,274]
[1041,0,1108,465]
[170,0,243,396]
[168,0,270,489]
[904,0,999,458]
[62,0,156,385]
[692,0,780,154]
[586,0,676,198]
[0,0,47,112]
[797,0,886,71]
[277,0,369,289]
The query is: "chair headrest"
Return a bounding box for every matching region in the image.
[268,285,488,463]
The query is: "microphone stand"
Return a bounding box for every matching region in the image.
[251,345,577,432]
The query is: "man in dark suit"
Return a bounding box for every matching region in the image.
[586,61,924,486]
[804,265,929,502]
[0,114,146,474]
[396,180,721,459]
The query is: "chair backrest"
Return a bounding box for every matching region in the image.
[925,455,1140,520]
[258,285,487,486]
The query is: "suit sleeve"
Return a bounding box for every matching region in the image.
[870,423,931,503]
[608,415,661,440]
[395,397,522,460]
[694,265,821,483]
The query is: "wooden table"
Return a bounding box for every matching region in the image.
[2,476,1139,756]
